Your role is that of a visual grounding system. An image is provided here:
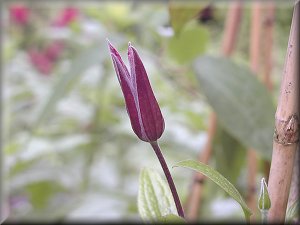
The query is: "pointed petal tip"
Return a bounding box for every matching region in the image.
[106,38,112,47]
[127,41,136,57]
[106,39,114,50]
[106,39,119,56]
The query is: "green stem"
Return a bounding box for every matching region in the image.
[261,210,268,224]
[150,141,185,218]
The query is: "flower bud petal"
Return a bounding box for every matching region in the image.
[107,40,164,142]
[108,41,146,140]
[128,43,165,142]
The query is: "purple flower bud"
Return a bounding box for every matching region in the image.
[107,40,165,142]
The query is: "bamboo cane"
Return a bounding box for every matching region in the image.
[247,2,264,220]
[185,2,243,221]
[261,2,276,182]
[262,3,275,92]
[267,1,299,222]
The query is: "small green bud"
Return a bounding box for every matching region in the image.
[258,178,271,210]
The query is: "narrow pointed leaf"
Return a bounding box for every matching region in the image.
[138,168,176,221]
[286,199,299,222]
[158,214,186,223]
[174,160,252,221]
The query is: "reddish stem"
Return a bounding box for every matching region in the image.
[150,141,185,218]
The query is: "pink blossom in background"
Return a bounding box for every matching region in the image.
[28,49,53,75]
[44,40,65,61]
[53,7,79,27]
[27,41,65,75]
[9,5,30,25]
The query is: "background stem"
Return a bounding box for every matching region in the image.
[260,210,268,224]
[185,2,242,221]
[247,2,264,219]
[262,2,276,182]
[150,141,185,218]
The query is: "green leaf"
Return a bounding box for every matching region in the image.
[138,168,177,221]
[213,125,246,184]
[169,2,202,35]
[167,24,209,64]
[174,160,252,221]
[194,56,275,160]
[286,199,299,222]
[158,214,186,223]
[33,44,104,130]
[25,181,65,209]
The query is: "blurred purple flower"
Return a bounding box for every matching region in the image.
[28,48,53,75]
[9,5,30,25]
[27,40,65,75]
[108,40,165,142]
[53,7,79,27]
[45,40,65,61]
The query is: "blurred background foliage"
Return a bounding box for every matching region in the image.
[2,1,293,222]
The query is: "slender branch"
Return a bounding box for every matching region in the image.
[150,141,185,218]
[262,3,275,92]
[268,1,299,222]
[262,2,276,182]
[260,210,268,224]
[185,113,217,220]
[221,1,243,56]
[247,2,264,219]
[184,2,243,221]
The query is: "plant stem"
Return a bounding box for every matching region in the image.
[262,1,275,184]
[247,3,265,219]
[260,210,268,224]
[150,141,185,218]
[185,2,243,221]
[185,112,217,220]
[267,1,299,222]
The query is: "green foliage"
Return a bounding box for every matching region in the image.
[194,56,275,160]
[138,168,177,221]
[158,214,186,223]
[286,200,299,223]
[33,44,105,130]
[213,125,246,184]
[169,2,202,35]
[174,160,252,221]
[25,181,66,209]
[167,24,209,64]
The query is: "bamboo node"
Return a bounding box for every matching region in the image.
[274,115,299,145]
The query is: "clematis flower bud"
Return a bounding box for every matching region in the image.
[107,40,165,142]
